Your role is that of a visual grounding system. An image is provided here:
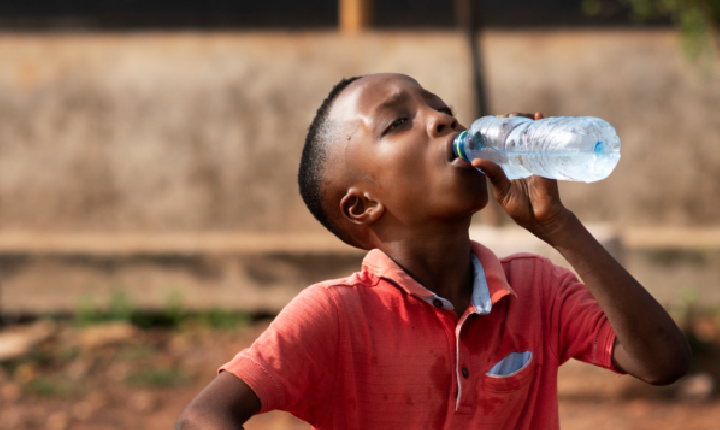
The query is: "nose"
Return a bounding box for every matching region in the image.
[428,111,458,137]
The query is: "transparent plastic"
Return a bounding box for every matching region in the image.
[453,116,622,183]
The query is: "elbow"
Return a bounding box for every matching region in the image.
[646,339,694,386]
[646,368,688,386]
[176,404,229,430]
[176,401,249,430]
[175,406,202,430]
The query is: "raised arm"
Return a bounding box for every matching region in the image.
[472,113,692,385]
[175,371,260,430]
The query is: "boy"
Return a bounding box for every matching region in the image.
[177,73,691,429]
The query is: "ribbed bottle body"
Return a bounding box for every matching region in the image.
[455,116,621,182]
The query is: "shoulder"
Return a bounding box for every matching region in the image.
[284,270,383,313]
[254,271,389,352]
[499,252,553,280]
[311,269,380,291]
[499,252,580,295]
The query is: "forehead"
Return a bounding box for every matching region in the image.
[328,73,433,122]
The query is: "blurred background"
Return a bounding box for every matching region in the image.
[0,0,718,428]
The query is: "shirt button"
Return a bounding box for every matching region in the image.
[462,367,470,378]
[433,298,442,308]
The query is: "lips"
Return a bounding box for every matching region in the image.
[446,132,459,163]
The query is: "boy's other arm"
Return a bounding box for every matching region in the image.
[175,371,260,430]
[533,210,691,385]
[473,116,692,385]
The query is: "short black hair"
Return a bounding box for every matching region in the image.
[298,76,363,247]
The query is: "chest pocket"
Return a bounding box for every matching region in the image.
[477,351,537,428]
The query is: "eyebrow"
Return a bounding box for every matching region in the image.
[421,89,440,100]
[373,91,411,116]
[421,89,447,107]
[372,88,446,117]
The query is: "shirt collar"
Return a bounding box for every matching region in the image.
[361,241,515,312]
[469,253,492,314]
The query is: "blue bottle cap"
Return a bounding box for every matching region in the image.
[454,130,469,161]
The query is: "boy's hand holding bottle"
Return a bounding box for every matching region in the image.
[471,113,575,244]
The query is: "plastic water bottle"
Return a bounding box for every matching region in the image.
[452,116,621,182]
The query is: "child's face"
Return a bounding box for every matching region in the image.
[328,73,489,227]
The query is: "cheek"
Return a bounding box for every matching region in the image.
[442,173,489,210]
[377,152,430,192]
[376,174,432,220]
[388,175,488,219]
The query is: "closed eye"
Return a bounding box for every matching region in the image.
[382,118,409,136]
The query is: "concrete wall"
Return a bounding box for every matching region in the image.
[0,33,472,234]
[0,31,718,234]
[0,31,719,312]
[485,31,720,227]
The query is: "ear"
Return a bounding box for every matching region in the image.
[339,187,384,225]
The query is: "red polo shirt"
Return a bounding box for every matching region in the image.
[220,241,619,429]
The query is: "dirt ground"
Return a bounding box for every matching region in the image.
[1,318,719,430]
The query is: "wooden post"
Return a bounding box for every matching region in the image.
[455,0,502,226]
[339,0,372,34]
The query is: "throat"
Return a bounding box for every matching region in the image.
[379,231,476,316]
[407,257,475,318]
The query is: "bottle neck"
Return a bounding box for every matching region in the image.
[453,130,469,161]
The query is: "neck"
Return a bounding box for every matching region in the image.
[374,218,475,312]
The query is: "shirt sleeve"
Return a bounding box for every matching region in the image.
[219,283,340,423]
[546,262,623,373]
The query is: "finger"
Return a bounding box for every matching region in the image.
[498,112,534,119]
[529,175,560,204]
[534,112,544,120]
[511,112,536,119]
[471,158,511,199]
[526,175,562,219]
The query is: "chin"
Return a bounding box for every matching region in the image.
[474,198,489,212]
[460,186,489,212]
[432,181,489,218]
[444,196,488,220]
[468,200,489,215]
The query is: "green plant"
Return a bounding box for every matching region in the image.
[74,289,136,326]
[0,361,18,380]
[23,376,74,397]
[583,0,719,68]
[107,289,134,322]
[125,367,191,388]
[199,308,250,330]
[165,290,186,329]
[127,290,187,330]
[75,294,100,327]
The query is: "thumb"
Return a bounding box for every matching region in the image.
[471,158,511,198]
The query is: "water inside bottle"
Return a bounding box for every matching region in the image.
[501,150,620,182]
